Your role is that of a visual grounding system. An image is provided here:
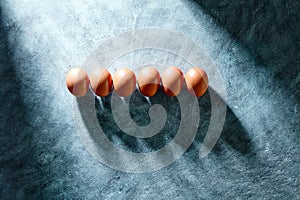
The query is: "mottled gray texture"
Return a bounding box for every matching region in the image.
[0,0,299,199]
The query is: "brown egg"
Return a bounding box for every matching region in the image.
[138,66,161,97]
[113,68,136,97]
[185,67,208,97]
[161,66,184,96]
[89,67,113,97]
[66,67,90,97]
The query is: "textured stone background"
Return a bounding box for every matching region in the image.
[0,0,299,199]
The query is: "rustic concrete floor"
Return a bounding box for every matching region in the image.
[0,0,299,199]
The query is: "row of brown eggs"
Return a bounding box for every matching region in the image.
[66,66,208,98]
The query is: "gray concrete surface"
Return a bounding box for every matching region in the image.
[0,0,299,199]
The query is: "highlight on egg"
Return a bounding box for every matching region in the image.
[137,66,161,97]
[113,68,136,97]
[161,66,184,96]
[89,67,113,97]
[185,67,208,97]
[66,67,90,97]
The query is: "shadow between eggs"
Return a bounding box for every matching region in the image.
[95,88,180,153]
[92,86,256,158]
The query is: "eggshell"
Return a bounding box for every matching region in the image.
[66,67,90,97]
[90,67,113,97]
[138,66,161,97]
[113,68,136,97]
[185,67,208,97]
[161,66,184,96]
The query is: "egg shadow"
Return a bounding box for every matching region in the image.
[185,87,256,160]
[95,88,181,153]
[94,86,255,159]
[76,84,258,170]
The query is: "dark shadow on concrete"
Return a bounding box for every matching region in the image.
[191,87,255,157]
[95,86,255,157]
[0,7,47,199]
[189,0,300,99]
[95,88,180,153]
[0,7,78,199]
[214,106,255,155]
